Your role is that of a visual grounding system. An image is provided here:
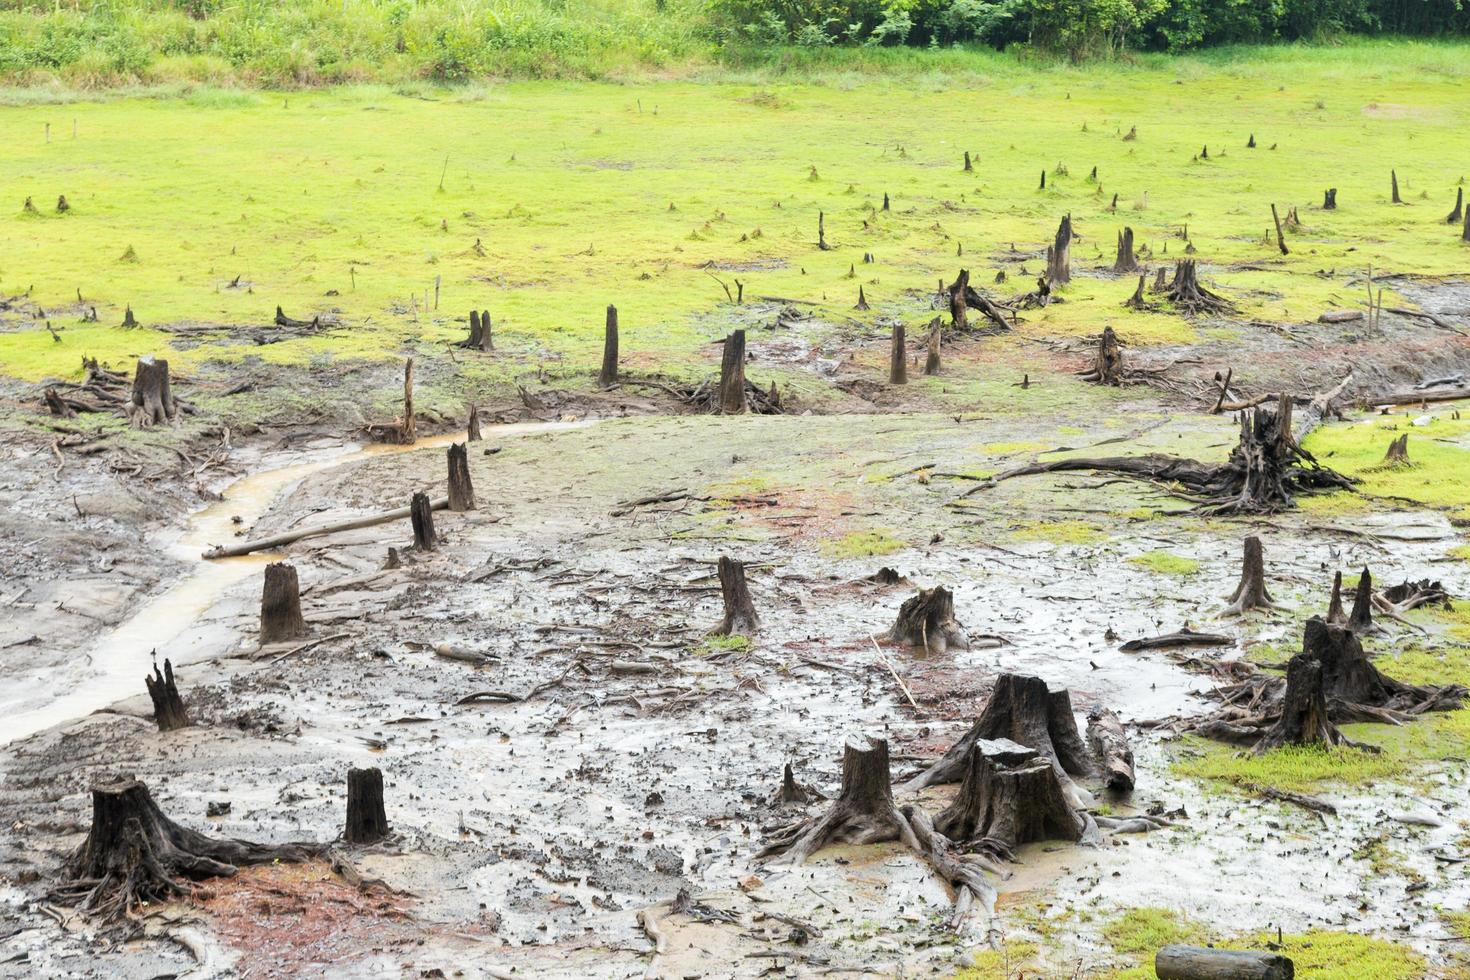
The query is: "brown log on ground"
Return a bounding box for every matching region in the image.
[1156,945,1294,980]
[128,355,179,428]
[889,322,907,384]
[598,304,619,388]
[933,741,1083,851]
[1323,188,1337,209]
[718,330,747,414]
[1348,566,1373,633]
[1086,708,1134,792]
[1123,274,1148,309]
[398,358,416,445]
[447,442,475,512]
[1046,214,1073,285]
[756,736,917,864]
[1382,433,1410,465]
[466,404,482,442]
[1448,188,1463,225]
[1271,204,1289,255]
[260,562,306,644]
[344,767,390,844]
[1078,325,1123,384]
[1113,227,1140,274]
[711,555,758,635]
[903,673,1094,793]
[52,779,319,921]
[1391,169,1402,204]
[1223,535,1276,615]
[924,317,942,375]
[144,658,189,732]
[410,490,437,551]
[888,586,969,654]
[1161,260,1236,315]
[203,497,449,559]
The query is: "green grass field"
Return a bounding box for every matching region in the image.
[2,42,1469,389]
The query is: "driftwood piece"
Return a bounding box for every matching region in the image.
[344,767,390,844]
[710,556,758,635]
[1120,629,1232,652]
[447,442,476,512]
[145,658,189,732]
[203,497,449,558]
[1086,708,1134,792]
[1156,945,1294,980]
[1223,536,1276,615]
[260,562,306,644]
[888,586,969,654]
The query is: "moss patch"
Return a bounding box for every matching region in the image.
[1127,550,1200,577]
[823,530,904,559]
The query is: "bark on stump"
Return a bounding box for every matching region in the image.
[1086,708,1135,792]
[771,763,817,806]
[1156,946,1294,980]
[145,658,189,732]
[1348,567,1373,634]
[447,442,476,512]
[458,310,494,351]
[1079,326,1123,384]
[933,742,1083,852]
[1253,647,1350,753]
[128,355,179,428]
[344,767,390,844]
[710,556,758,635]
[410,491,437,551]
[889,322,907,385]
[1123,274,1148,310]
[1161,260,1235,315]
[398,358,416,445]
[1447,188,1463,225]
[260,562,306,644]
[888,586,969,654]
[1223,535,1276,615]
[54,780,317,920]
[1323,188,1337,210]
[1112,227,1140,274]
[1381,433,1410,466]
[467,404,482,442]
[924,318,942,375]
[718,330,747,415]
[1046,214,1073,286]
[950,269,969,331]
[599,304,619,388]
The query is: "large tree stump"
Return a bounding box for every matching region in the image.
[924,317,942,375]
[447,442,476,512]
[888,586,969,654]
[889,322,907,385]
[1086,707,1134,792]
[260,562,306,644]
[757,737,916,864]
[1223,535,1276,615]
[145,658,189,732]
[599,304,619,388]
[1347,566,1374,634]
[53,780,318,920]
[1253,648,1350,753]
[933,741,1084,851]
[710,556,758,635]
[904,673,1094,795]
[128,356,179,428]
[1078,326,1123,384]
[1112,227,1140,274]
[718,330,747,414]
[458,310,493,351]
[1160,260,1235,315]
[344,767,390,844]
[1046,214,1073,285]
[1156,946,1294,980]
[410,491,437,551]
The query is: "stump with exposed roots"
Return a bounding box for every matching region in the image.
[1253,648,1352,753]
[345,767,390,844]
[457,310,493,352]
[1160,260,1236,315]
[1222,535,1276,615]
[145,658,189,732]
[53,780,319,921]
[447,442,476,512]
[888,586,969,654]
[1046,214,1073,286]
[1078,326,1123,385]
[1112,227,1140,274]
[128,356,180,428]
[933,741,1084,852]
[710,556,758,635]
[260,562,306,644]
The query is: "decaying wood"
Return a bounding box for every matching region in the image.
[202,497,450,559]
[1155,945,1294,980]
[1113,226,1140,274]
[410,490,438,551]
[260,562,306,644]
[1077,326,1123,385]
[599,304,619,388]
[345,767,390,844]
[1253,646,1351,752]
[467,404,482,442]
[128,356,181,428]
[710,556,758,635]
[1448,188,1463,225]
[1271,203,1289,255]
[940,269,1011,330]
[718,330,747,414]
[924,317,942,375]
[933,740,1083,851]
[144,658,189,732]
[771,763,819,805]
[447,442,476,512]
[1046,214,1073,286]
[1159,260,1236,315]
[1223,535,1276,615]
[1086,708,1134,792]
[457,310,493,351]
[1381,433,1410,466]
[1323,188,1337,210]
[1120,629,1231,652]
[889,322,906,385]
[888,585,969,654]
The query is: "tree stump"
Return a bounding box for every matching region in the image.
[1348,566,1373,634]
[904,673,1094,793]
[1253,646,1350,753]
[128,355,179,428]
[718,330,747,415]
[447,442,475,512]
[399,358,416,445]
[1156,946,1294,980]
[933,741,1083,851]
[1112,227,1140,274]
[1079,326,1123,384]
[1323,187,1337,210]
[1046,214,1073,285]
[121,305,138,329]
[599,304,619,388]
[924,318,941,375]
[1463,205,1470,244]
[949,268,969,331]
[1381,433,1410,466]
[1161,260,1235,315]
[467,404,482,442]
[710,555,758,635]
[1223,535,1276,615]
[1447,188,1463,225]
[410,491,437,551]
[757,737,916,864]
[1086,708,1134,792]
[1123,274,1148,310]
[770,762,819,806]
[1391,169,1402,204]
[1271,203,1289,255]
[260,562,306,644]
[54,780,318,920]
[345,767,390,844]
[457,310,493,351]
[145,658,189,732]
[889,322,906,385]
[888,586,969,654]
[1326,570,1347,625]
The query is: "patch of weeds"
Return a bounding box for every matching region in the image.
[1303,413,1470,521]
[696,634,751,656]
[1103,907,1210,955]
[823,529,903,558]
[1008,519,1106,546]
[951,941,1040,979]
[1127,550,1200,577]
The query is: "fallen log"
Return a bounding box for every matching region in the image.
[1120,629,1232,652]
[1087,708,1135,792]
[203,497,450,559]
[1155,945,1294,980]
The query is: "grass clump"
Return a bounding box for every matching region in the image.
[1127,550,1199,577]
[823,530,903,559]
[951,941,1040,979]
[1103,907,1209,955]
[1302,413,1470,521]
[1008,519,1106,546]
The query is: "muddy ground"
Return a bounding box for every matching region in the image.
[2,285,1470,978]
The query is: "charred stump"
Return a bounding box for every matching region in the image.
[128,355,179,428]
[53,780,318,921]
[1078,326,1123,385]
[344,767,390,844]
[410,491,437,551]
[888,586,968,654]
[260,562,306,644]
[757,737,916,864]
[1086,708,1134,792]
[1160,260,1236,315]
[599,304,619,388]
[711,555,758,635]
[718,330,747,414]
[1112,227,1140,274]
[924,318,942,375]
[889,322,907,385]
[1323,188,1337,210]
[1253,648,1350,753]
[145,658,189,732]
[1223,535,1276,615]
[933,741,1083,851]
[447,442,476,512]
[1046,214,1073,286]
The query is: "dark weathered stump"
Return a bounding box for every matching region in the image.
[757,737,914,864]
[121,305,138,329]
[949,268,969,331]
[1391,169,1402,204]
[1463,205,1470,243]
[1448,188,1463,225]
[1271,203,1289,255]
[128,355,179,428]
[466,404,482,442]
[410,491,437,551]
[1253,647,1349,753]
[1223,535,1276,615]
[1381,433,1410,466]
[933,742,1082,851]
[274,306,318,329]
[1161,260,1235,314]
[1326,570,1347,625]
[771,762,818,806]
[718,330,747,415]
[599,304,619,388]
[44,387,75,418]
[888,586,968,654]
[1112,227,1140,274]
[344,767,390,844]
[1156,945,1294,980]
[145,658,189,732]
[924,318,941,375]
[1123,274,1148,309]
[711,555,758,635]
[399,358,416,445]
[447,442,475,512]
[1046,214,1073,285]
[260,562,306,644]
[1348,566,1373,634]
[1079,326,1123,384]
[963,151,972,172]
[1323,187,1337,209]
[889,322,906,385]
[53,780,318,920]
[1086,707,1134,792]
